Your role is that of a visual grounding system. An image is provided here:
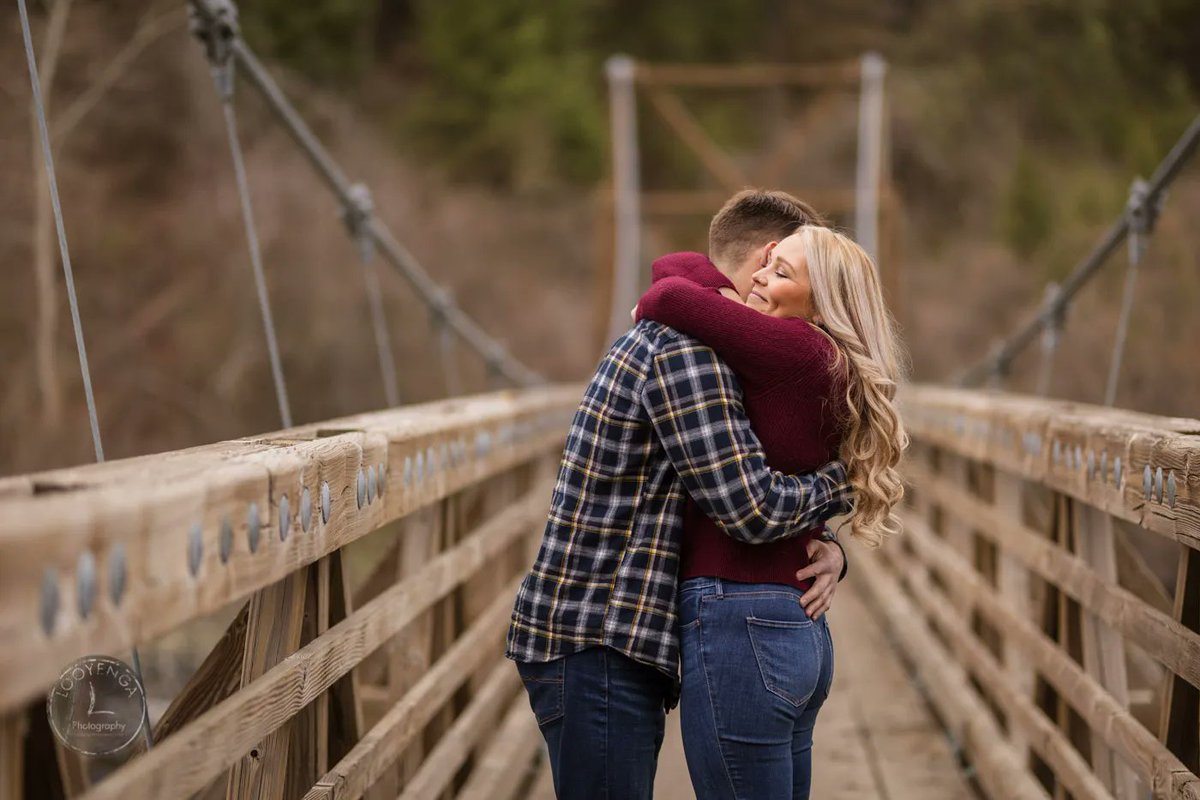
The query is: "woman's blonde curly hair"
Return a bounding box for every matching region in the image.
[796,225,908,548]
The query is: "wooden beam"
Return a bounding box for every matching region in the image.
[901,513,1200,798]
[395,661,519,800]
[906,460,1200,691]
[1075,504,1138,799]
[0,387,576,716]
[455,693,543,800]
[303,579,522,800]
[994,471,1035,765]
[72,487,547,800]
[852,552,1050,800]
[154,603,250,744]
[226,568,310,800]
[1,711,24,800]
[644,88,746,190]
[901,384,1200,548]
[1160,546,1200,775]
[876,543,1110,800]
[634,61,861,88]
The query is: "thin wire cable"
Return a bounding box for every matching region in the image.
[1035,328,1059,397]
[955,113,1200,385]
[1034,283,1062,397]
[347,189,400,407]
[187,0,540,388]
[19,0,103,462]
[221,97,293,428]
[1104,227,1144,406]
[436,318,462,397]
[20,0,154,749]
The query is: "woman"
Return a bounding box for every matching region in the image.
[634,225,907,799]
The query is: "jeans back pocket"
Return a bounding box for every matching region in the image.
[746,617,821,708]
[516,658,565,727]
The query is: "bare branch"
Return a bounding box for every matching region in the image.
[38,0,74,105]
[52,3,188,144]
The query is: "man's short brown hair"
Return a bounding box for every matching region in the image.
[708,189,825,267]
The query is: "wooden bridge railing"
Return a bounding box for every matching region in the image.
[0,386,579,799]
[857,384,1200,800]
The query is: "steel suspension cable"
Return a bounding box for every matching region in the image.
[18,0,156,750]
[956,113,1200,386]
[345,184,400,407]
[19,0,102,462]
[193,4,292,427]
[187,0,540,390]
[1103,179,1155,406]
[1034,284,1063,397]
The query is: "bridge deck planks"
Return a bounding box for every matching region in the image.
[645,578,973,800]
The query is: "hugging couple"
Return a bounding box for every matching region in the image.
[507,189,907,799]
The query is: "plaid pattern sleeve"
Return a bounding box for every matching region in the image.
[643,336,855,544]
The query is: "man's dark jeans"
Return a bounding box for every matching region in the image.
[516,647,672,799]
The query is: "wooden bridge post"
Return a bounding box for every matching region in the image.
[941,453,977,621]
[1075,503,1138,799]
[225,568,310,800]
[1,711,24,799]
[363,510,438,800]
[1159,544,1200,774]
[994,471,1034,766]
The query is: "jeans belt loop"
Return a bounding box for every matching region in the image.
[713,577,724,598]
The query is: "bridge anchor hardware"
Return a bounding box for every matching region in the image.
[189,0,240,101]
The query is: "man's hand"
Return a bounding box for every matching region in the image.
[796,538,844,619]
[630,304,639,322]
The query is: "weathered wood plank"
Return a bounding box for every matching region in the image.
[1,711,24,800]
[880,537,1111,800]
[634,61,862,88]
[395,661,518,800]
[0,388,575,716]
[901,385,1200,548]
[302,579,522,800]
[907,460,1200,691]
[1076,504,1139,799]
[73,487,547,800]
[1160,546,1200,776]
[995,471,1036,765]
[853,547,1049,800]
[900,513,1200,798]
[225,568,310,800]
[455,693,542,800]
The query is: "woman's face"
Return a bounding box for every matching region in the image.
[746,235,819,321]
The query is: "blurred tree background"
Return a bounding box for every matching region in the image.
[2,0,1199,475]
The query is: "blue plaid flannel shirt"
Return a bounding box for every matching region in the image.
[506,321,854,703]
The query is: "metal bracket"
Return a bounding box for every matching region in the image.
[189,0,240,100]
[1039,282,1065,347]
[1125,177,1162,236]
[342,183,376,263]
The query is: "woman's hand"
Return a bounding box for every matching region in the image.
[796,538,844,619]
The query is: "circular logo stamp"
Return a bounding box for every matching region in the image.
[46,655,147,755]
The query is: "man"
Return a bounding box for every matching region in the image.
[507,189,848,799]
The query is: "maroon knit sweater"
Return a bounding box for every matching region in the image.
[638,251,848,590]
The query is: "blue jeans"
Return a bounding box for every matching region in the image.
[678,577,834,799]
[516,646,671,799]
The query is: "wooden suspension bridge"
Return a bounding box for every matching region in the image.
[3,1,1200,798]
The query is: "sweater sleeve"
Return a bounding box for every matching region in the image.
[637,276,825,381]
[650,251,734,290]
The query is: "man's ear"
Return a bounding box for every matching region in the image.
[759,241,779,267]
